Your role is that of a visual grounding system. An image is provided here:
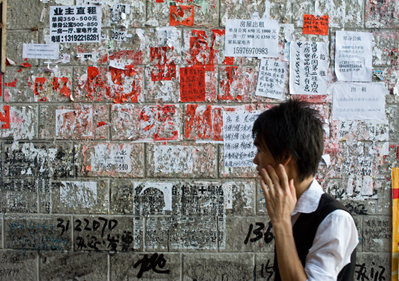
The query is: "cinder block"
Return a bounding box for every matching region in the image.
[51,180,109,214]
[169,215,218,250]
[292,0,363,29]
[4,142,75,179]
[73,65,144,103]
[145,71,180,103]
[362,216,391,252]
[0,105,37,140]
[387,105,399,142]
[144,217,171,251]
[39,104,109,140]
[366,0,399,28]
[7,0,47,30]
[110,104,181,141]
[6,31,39,66]
[219,145,258,178]
[218,66,258,102]
[3,67,39,103]
[73,215,134,252]
[373,31,399,66]
[79,142,144,178]
[182,253,254,281]
[40,252,108,281]
[146,143,217,178]
[146,0,218,28]
[220,0,290,26]
[220,216,274,252]
[355,252,390,281]
[0,178,38,213]
[4,215,72,251]
[222,180,256,216]
[0,250,37,281]
[110,179,134,215]
[254,253,276,281]
[182,29,223,67]
[101,1,146,28]
[110,252,180,280]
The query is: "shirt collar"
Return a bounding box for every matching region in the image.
[292,179,324,216]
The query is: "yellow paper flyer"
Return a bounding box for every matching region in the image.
[392,168,399,281]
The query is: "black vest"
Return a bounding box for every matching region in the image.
[273,193,356,281]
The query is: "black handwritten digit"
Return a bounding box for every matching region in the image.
[98,217,108,238]
[74,219,82,232]
[250,222,264,243]
[264,221,274,244]
[244,224,253,244]
[108,219,118,231]
[92,220,101,232]
[56,218,68,236]
[83,218,91,231]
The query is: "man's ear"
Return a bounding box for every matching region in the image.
[281,152,293,166]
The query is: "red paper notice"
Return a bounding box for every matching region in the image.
[180,67,205,102]
[303,14,329,36]
[169,5,194,26]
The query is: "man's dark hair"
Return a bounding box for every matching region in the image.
[252,99,324,182]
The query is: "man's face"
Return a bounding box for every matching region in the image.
[253,136,279,175]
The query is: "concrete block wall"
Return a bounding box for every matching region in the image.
[0,0,396,279]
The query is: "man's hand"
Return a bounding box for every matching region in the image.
[259,164,297,227]
[259,164,306,281]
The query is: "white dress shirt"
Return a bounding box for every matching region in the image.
[291,180,359,281]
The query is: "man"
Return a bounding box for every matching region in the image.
[252,99,358,281]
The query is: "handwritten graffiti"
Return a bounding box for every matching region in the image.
[133,253,170,278]
[59,217,134,252]
[7,219,70,250]
[355,262,386,281]
[244,221,274,244]
[259,260,274,280]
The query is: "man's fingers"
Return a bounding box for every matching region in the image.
[276,164,289,193]
[260,168,275,197]
[260,178,269,199]
[266,165,282,194]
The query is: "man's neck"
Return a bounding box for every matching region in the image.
[294,176,314,200]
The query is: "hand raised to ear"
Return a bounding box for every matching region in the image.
[259,164,297,226]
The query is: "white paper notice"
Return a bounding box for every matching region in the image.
[138,182,173,211]
[23,44,59,59]
[289,41,328,95]
[335,31,372,82]
[223,111,258,167]
[50,6,102,43]
[332,82,386,121]
[92,144,133,173]
[255,59,287,99]
[225,19,278,58]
